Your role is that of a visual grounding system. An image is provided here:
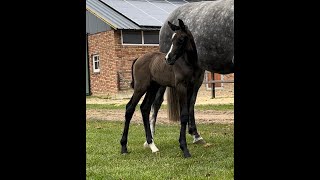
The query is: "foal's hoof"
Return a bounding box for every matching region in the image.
[143,141,159,153]
[143,141,149,148]
[193,136,206,144]
[121,147,128,154]
[184,152,192,158]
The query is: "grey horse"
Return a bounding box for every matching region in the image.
[147,0,234,146]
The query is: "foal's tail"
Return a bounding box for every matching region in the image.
[167,87,180,121]
[130,58,138,89]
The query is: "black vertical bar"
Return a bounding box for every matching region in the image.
[211,72,215,98]
[86,33,92,96]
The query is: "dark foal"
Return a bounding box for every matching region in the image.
[149,73,205,145]
[120,19,201,158]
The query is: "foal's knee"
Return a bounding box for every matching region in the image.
[180,114,189,124]
[140,105,150,117]
[125,106,135,119]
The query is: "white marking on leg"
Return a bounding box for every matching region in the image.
[232,56,234,64]
[149,141,159,153]
[150,121,155,138]
[193,135,204,144]
[143,139,159,153]
[143,141,149,148]
[150,106,155,138]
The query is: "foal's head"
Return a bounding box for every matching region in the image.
[165,19,196,65]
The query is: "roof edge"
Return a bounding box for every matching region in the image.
[97,0,141,28]
[86,7,118,30]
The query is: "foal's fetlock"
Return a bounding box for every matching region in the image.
[188,127,196,135]
[183,151,191,158]
[192,134,206,144]
[121,146,128,154]
[120,139,128,154]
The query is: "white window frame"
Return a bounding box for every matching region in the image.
[92,54,100,73]
[205,71,224,90]
[121,30,159,46]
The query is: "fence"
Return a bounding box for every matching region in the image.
[202,79,234,98]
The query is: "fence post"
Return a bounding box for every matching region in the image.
[211,73,215,98]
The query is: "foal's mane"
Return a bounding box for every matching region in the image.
[184,26,198,64]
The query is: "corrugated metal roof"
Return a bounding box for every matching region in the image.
[86,0,141,30]
[86,0,190,30]
[99,0,185,27]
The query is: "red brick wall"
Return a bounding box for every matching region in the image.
[87,31,118,95]
[87,30,159,95]
[113,30,159,90]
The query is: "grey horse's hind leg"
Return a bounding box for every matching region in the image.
[150,86,166,138]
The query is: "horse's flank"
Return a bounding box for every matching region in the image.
[132,51,176,89]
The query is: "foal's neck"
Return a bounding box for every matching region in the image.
[185,40,198,67]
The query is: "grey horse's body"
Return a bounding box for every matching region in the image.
[150,0,234,146]
[160,0,234,74]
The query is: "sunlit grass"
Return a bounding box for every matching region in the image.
[87,120,234,179]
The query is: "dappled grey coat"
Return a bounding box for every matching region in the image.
[159,0,234,74]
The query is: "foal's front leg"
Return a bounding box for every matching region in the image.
[177,85,191,158]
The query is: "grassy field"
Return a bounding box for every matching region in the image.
[87,120,234,179]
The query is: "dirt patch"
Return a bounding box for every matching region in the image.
[86,85,234,105]
[86,108,233,124]
[86,89,234,124]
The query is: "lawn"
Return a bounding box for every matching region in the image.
[86,120,234,179]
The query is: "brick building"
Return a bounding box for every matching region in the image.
[86,0,233,96]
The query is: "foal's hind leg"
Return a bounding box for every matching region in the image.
[150,86,166,138]
[141,83,161,153]
[188,70,206,144]
[120,88,147,154]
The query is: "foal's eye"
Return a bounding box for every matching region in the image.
[178,38,184,43]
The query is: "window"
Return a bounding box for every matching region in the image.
[122,31,142,44]
[92,54,100,73]
[121,30,159,45]
[143,31,159,44]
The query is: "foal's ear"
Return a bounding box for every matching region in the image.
[178,19,186,32]
[168,21,180,31]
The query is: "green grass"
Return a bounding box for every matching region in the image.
[87,121,234,179]
[194,104,233,111]
[86,104,130,110]
[86,103,233,111]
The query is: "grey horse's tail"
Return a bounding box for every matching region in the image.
[167,87,180,121]
[130,58,138,89]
